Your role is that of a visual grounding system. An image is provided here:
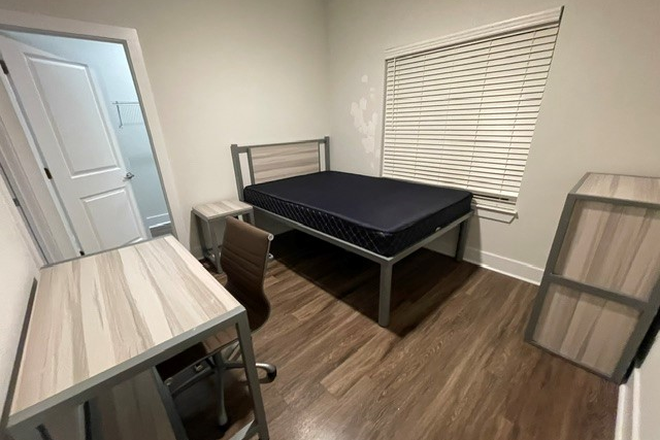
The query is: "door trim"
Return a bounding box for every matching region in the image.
[0,65,81,261]
[0,9,185,253]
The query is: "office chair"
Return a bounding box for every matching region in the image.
[157,216,277,427]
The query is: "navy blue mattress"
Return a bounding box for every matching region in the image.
[244,171,472,257]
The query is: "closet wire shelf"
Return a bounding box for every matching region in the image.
[113,101,144,128]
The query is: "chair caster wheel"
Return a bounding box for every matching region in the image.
[218,416,230,430]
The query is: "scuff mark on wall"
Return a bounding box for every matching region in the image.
[350,74,379,171]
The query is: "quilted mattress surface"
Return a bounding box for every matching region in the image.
[244,171,472,257]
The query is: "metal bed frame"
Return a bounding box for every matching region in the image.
[231,136,473,327]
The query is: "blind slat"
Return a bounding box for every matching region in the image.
[393,24,559,67]
[393,29,558,70]
[390,47,556,78]
[387,56,553,84]
[387,66,550,91]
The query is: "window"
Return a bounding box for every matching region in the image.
[382,8,563,214]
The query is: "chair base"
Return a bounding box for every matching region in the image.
[256,362,277,381]
[217,363,276,429]
[162,353,277,428]
[215,356,277,428]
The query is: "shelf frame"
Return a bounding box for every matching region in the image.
[525,173,660,383]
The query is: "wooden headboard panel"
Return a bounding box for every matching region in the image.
[231,136,330,200]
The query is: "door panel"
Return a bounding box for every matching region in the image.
[0,36,147,253]
[82,188,143,248]
[27,56,120,175]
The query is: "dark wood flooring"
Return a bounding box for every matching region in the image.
[179,231,618,440]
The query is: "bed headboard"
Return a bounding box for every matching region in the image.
[231,136,330,200]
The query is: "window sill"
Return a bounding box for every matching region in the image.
[473,204,518,224]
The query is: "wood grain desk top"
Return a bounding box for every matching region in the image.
[9,236,242,424]
[193,200,252,220]
[574,173,660,205]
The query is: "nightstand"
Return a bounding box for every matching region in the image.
[192,200,253,270]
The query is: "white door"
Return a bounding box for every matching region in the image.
[0,36,147,254]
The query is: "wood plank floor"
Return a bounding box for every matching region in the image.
[178,231,618,440]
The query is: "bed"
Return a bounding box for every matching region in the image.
[231,137,473,327]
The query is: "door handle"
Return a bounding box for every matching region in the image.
[124,172,135,181]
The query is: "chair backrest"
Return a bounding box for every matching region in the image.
[220,217,273,331]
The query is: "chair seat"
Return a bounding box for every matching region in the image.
[156,343,208,380]
[156,325,239,381]
[203,327,238,354]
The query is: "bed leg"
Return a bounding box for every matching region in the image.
[378,262,393,327]
[455,219,469,262]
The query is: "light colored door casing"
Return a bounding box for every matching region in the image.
[0,36,147,253]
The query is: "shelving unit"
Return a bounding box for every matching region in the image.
[526,172,660,383]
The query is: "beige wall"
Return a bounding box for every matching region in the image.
[0,0,329,429]
[1,0,659,435]
[0,0,330,251]
[326,0,660,436]
[325,0,660,275]
[0,175,40,425]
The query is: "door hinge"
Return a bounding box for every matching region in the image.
[44,167,53,180]
[0,60,8,75]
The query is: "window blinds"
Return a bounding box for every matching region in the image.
[382,8,562,212]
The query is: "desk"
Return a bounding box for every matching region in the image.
[6,236,269,439]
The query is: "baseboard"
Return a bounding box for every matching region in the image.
[616,368,641,440]
[192,218,545,285]
[462,246,543,285]
[616,374,634,440]
[424,235,543,285]
[146,213,171,229]
[614,368,647,440]
[149,221,172,238]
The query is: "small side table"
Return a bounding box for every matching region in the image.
[193,200,253,270]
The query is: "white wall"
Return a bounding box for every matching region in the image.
[326,0,660,436]
[3,30,172,232]
[325,0,660,278]
[0,174,40,427]
[0,0,330,252]
[0,0,657,434]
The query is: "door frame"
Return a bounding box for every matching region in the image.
[0,74,80,262]
[0,9,184,261]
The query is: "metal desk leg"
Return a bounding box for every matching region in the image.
[36,425,54,440]
[455,219,469,262]
[83,401,93,440]
[235,313,269,439]
[378,262,393,327]
[243,211,255,225]
[150,368,190,440]
[195,214,206,258]
[206,219,220,271]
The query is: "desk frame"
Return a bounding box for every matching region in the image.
[6,243,269,440]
